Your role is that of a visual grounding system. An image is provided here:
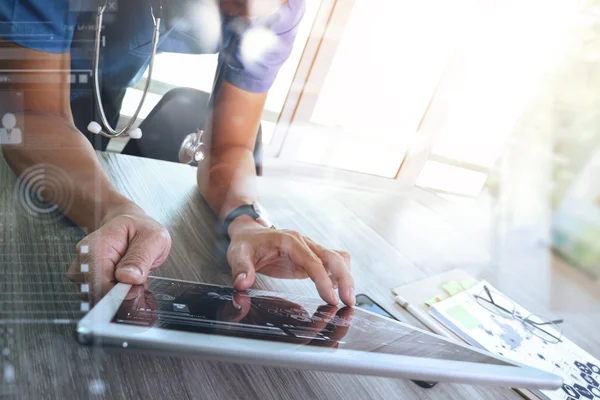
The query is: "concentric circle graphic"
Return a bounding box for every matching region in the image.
[14,164,74,222]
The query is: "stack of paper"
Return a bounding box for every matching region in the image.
[430,281,600,400]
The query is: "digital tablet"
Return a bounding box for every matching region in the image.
[76,277,562,389]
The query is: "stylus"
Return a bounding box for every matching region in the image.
[394,295,456,341]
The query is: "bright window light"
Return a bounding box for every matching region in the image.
[120,89,162,120]
[416,161,488,197]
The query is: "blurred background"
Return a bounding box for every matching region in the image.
[111,0,600,291]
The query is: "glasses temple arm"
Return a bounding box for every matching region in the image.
[483,285,493,302]
[527,318,564,326]
[475,295,514,315]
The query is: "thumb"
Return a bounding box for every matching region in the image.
[227,243,256,290]
[115,231,169,285]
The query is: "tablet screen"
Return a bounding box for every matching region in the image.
[111,278,511,365]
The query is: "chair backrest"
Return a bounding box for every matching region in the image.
[121,87,262,174]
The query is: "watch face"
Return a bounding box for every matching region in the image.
[252,202,275,229]
[252,202,264,216]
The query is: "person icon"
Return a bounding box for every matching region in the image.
[2,361,15,384]
[0,113,22,145]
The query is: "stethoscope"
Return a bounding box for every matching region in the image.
[87,0,207,165]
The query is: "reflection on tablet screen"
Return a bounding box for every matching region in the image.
[112,278,512,366]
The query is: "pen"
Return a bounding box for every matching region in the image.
[394,295,456,341]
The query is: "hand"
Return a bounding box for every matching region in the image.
[67,205,172,304]
[226,217,355,306]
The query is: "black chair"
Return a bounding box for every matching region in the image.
[121,87,263,174]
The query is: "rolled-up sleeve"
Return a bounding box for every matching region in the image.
[222,0,306,93]
[0,0,78,53]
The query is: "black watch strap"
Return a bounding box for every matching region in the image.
[223,204,261,241]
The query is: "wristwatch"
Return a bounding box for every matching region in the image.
[223,202,276,240]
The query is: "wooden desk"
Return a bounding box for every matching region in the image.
[1,152,597,399]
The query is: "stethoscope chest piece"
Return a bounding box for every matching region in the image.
[179,130,207,165]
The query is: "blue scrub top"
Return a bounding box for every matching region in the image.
[0,0,305,96]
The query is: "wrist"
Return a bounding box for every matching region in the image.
[228,214,267,239]
[100,195,146,227]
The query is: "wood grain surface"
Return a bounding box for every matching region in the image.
[1,151,597,399]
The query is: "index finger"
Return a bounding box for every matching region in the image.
[67,240,118,303]
[280,233,338,305]
[306,240,355,306]
[67,240,116,284]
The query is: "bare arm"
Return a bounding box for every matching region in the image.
[197,80,264,224]
[197,81,355,306]
[1,40,170,295]
[0,40,141,230]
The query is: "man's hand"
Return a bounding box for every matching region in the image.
[227,217,355,306]
[196,79,354,307]
[67,206,172,303]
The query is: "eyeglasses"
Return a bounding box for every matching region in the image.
[474,285,564,344]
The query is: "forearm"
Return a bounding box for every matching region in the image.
[195,81,268,234]
[2,113,140,231]
[198,146,259,222]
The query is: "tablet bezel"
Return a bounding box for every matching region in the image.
[77,277,563,389]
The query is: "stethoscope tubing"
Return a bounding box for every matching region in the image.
[89,0,244,164]
[91,0,162,139]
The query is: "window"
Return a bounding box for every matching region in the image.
[269,0,579,204]
[116,0,579,205]
[277,0,462,177]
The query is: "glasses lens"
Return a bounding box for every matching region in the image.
[475,287,515,318]
[524,314,563,344]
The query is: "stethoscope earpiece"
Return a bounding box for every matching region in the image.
[88,121,143,139]
[90,0,160,142]
[128,128,143,140]
[87,121,103,135]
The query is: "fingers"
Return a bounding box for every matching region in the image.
[226,228,353,306]
[280,232,338,305]
[227,243,257,290]
[68,239,119,304]
[335,250,352,269]
[68,239,117,286]
[67,257,87,284]
[67,214,171,305]
[255,263,310,280]
[306,240,355,306]
[114,226,171,285]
